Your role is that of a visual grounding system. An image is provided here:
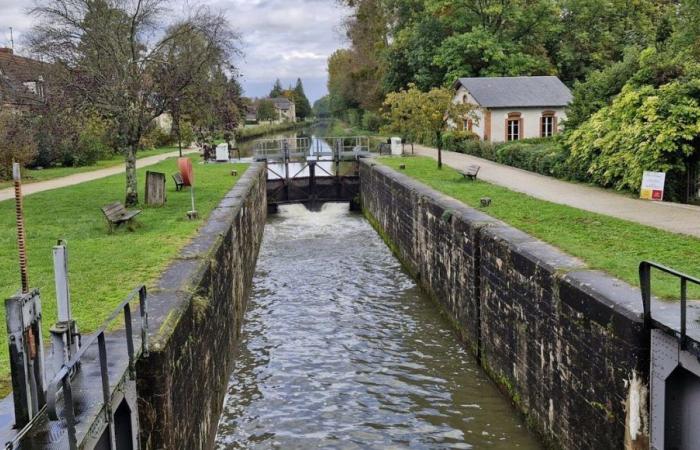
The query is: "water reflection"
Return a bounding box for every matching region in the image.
[215,203,542,450]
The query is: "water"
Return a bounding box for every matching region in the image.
[215,203,542,449]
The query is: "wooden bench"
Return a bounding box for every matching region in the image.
[460,164,481,180]
[101,202,142,231]
[172,172,184,191]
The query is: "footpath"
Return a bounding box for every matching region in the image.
[413,144,700,238]
[0,148,198,202]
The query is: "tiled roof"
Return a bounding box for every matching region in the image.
[453,76,572,108]
[270,97,293,109]
[0,48,49,107]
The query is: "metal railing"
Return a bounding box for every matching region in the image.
[44,285,148,450]
[254,137,310,159]
[253,136,371,161]
[639,261,699,350]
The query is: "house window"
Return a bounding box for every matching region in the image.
[506,113,522,141]
[462,94,468,104]
[462,119,473,131]
[541,111,556,137]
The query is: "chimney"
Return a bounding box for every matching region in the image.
[0,48,13,55]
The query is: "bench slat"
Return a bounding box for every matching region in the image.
[101,202,141,228]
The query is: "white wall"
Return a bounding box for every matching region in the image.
[489,107,567,143]
[452,85,568,143]
[452,86,485,139]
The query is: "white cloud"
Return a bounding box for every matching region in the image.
[0,0,350,102]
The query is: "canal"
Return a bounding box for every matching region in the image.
[215,203,542,449]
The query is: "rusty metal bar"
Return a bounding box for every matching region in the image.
[12,163,29,293]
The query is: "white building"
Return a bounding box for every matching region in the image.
[452,76,572,143]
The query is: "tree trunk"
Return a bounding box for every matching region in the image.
[436,131,443,169]
[125,144,138,207]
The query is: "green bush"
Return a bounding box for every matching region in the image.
[441,132,568,178]
[345,109,362,127]
[179,121,195,147]
[0,111,37,179]
[496,140,568,177]
[567,79,700,200]
[140,126,173,150]
[67,116,111,167]
[361,111,382,132]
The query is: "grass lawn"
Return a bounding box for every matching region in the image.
[0,146,183,189]
[378,156,700,301]
[0,158,248,396]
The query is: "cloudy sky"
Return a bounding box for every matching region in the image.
[0,0,350,102]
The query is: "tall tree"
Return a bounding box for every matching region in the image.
[270,79,284,97]
[293,78,312,119]
[256,99,277,122]
[30,0,238,206]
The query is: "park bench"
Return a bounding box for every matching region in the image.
[460,164,480,180]
[101,202,141,231]
[172,172,185,191]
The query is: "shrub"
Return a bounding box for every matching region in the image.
[496,139,568,177]
[0,111,38,180]
[361,111,382,132]
[566,80,700,200]
[345,109,362,127]
[140,125,173,150]
[70,115,111,166]
[173,120,195,147]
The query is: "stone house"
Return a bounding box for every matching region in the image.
[0,48,49,111]
[452,76,572,143]
[270,97,296,123]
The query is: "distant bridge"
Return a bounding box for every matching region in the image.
[254,136,374,211]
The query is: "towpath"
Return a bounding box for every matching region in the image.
[413,144,700,238]
[0,148,198,202]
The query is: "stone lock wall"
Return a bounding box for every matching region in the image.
[360,160,650,449]
[136,163,267,450]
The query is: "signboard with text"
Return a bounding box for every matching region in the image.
[640,171,666,201]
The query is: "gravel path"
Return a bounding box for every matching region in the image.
[413,144,700,238]
[0,149,198,203]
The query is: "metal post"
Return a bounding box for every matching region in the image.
[309,161,316,208]
[50,241,79,379]
[639,262,652,330]
[6,291,46,428]
[283,142,290,182]
[680,278,687,350]
[139,286,149,358]
[98,333,116,448]
[53,241,71,322]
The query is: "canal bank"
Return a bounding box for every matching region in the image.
[136,162,267,449]
[359,159,654,449]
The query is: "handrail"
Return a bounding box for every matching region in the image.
[44,285,148,450]
[639,261,700,350]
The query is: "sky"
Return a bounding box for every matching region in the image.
[0,0,350,103]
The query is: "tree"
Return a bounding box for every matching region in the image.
[270,79,284,97]
[0,111,37,180]
[293,78,312,119]
[382,84,474,168]
[313,96,331,118]
[30,0,238,206]
[256,99,277,122]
